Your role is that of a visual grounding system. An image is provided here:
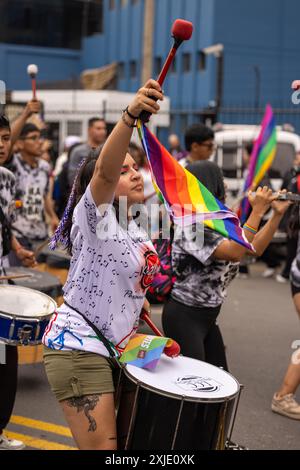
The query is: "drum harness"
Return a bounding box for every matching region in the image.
[63,300,122,369]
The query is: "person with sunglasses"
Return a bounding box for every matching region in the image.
[5,123,59,263]
[178,123,215,168]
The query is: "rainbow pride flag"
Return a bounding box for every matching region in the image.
[137,120,253,251]
[119,334,169,370]
[239,105,277,223]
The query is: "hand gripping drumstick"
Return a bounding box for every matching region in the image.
[27,64,38,100]
[140,308,181,358]
[139,19,194,123]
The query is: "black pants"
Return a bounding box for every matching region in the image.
[0,345,18,432]
[162,297,228,371]
[281,235,298,278]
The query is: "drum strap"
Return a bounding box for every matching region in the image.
[64,300,122,368]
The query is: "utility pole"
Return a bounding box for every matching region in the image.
[141,0,154,85]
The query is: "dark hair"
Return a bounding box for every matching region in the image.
[0,115,10,131]
[128,142,146,167]
[184,124,214,152]
[186,160,226,202]
[20,123,40,138]
[50,150,120,254]
[88,117,106,128]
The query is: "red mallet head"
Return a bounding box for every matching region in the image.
[172,19,193,42]
[164,339,181,358]
[292,80,300,91]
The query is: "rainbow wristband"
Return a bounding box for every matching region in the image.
[243,223,258,235]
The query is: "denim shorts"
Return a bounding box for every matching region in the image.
[43,347,120,402]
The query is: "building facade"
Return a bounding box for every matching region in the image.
[1,0,300,138]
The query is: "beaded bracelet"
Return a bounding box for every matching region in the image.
[243,223,258,234]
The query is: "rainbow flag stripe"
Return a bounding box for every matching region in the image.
[119,334,169,370]
[240,104,277,222]
[137,120,253,251]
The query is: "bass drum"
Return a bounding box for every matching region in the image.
[117,355,241,450]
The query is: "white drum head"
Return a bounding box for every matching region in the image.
[0,285,56,318]
[125,355,240,403]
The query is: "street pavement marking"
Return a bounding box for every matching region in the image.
[11,415,72,437]
[5,431,76,451]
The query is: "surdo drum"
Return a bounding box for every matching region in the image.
[117,355,241,450]
[0,285,56,345]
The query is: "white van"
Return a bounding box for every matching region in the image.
[213,125,300,207]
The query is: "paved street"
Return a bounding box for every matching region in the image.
[6,263,300,450]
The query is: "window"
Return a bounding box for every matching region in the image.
[130,60,137,78]
[154,57,162,76]
[67,121,82,137]
[118,62,125,80]
[0,0,104,49]
[198,51,207,71]
[182,53,191,73]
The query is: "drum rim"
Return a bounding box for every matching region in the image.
[123,358,241,404]
[0,312,53,321]
[0,284,57,317]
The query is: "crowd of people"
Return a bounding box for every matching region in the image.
[0,78,300,451]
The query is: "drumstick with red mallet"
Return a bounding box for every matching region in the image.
[140,18,194,123]
[27,64,39,100]
[140,308,181,358]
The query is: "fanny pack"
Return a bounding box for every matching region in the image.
[64,300,122,368]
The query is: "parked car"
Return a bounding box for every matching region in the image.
[213,125,300,244]
[213,125,300,203]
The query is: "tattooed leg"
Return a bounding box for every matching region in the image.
[61,392,116,450]
[66,395,100,432]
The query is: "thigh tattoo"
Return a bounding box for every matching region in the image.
[67,395,100,432]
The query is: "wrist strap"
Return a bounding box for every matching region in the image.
[124,106,139,120]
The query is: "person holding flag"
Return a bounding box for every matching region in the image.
[137,120,292,373]
[43,79,162,450]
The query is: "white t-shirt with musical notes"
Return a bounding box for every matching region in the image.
[7,154,50,240]
[43,184,160,357]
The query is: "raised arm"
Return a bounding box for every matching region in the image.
[90,79,163,207]
[9,100,41,152]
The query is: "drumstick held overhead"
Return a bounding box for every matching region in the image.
[139,19,193,123]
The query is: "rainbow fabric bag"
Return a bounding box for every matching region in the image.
[119,334,171,370]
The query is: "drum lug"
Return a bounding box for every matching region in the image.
[9,319,15,340]
[35,323,40,340]
[18,324,33,345]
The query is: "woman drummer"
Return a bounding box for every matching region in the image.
[42,80,163,450]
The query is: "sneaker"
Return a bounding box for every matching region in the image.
[276,274,288,284]
[271,393,300,420]
[0,434,25,450]
[225,439,249,450]
[262,268,275,278]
